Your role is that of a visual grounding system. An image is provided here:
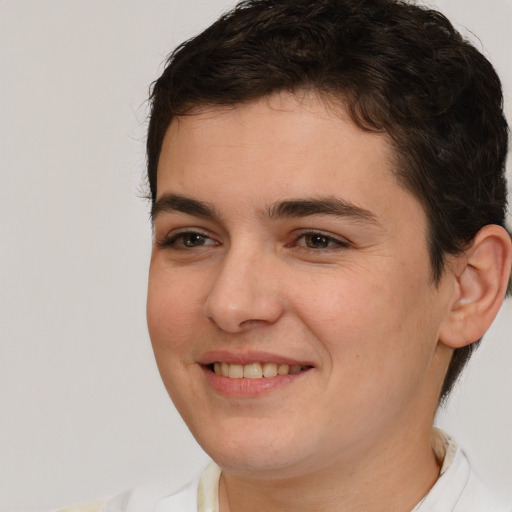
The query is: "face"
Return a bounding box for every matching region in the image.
[147,92,455,480]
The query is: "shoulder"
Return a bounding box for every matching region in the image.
[52,464,210,512]
[453,469,511,512]
[416,430,511,512]
[102,468,204,512]
[55,500,107,512]
[55,480,197,512]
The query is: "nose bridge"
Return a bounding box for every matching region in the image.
[203,240,283,332]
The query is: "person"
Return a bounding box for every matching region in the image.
[60,0,511,510]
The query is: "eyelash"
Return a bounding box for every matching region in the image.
[157,229,350,251]
[157,230,218,250]
[292,230,350,250]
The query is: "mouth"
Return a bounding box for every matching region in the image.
[208,362,313,379]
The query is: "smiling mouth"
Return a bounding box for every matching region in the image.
[210,362,313,379]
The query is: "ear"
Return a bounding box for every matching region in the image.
[439,225,512,349]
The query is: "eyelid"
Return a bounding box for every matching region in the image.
[156,227,218,247]
[293,229,352,248]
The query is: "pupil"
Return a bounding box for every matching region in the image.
[308,234,328,248]
[184,234,204,247]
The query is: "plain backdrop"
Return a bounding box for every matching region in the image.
[0,1,511,510]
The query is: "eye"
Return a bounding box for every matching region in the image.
[303,233,332,249]
[179,233,210,248]
[158,231,218,249]
[295,231,349,250]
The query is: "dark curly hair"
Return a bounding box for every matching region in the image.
[147,0,510,401]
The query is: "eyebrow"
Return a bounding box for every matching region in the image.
[151,193,379,226]
[266,197,379,224]
[151,194,220,222]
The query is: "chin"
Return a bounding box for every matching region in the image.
[191,419,326,479]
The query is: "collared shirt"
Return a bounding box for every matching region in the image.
[59,430,510,512]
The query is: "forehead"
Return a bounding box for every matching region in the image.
[155,92,423,230]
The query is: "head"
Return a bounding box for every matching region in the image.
[147,0,509,401]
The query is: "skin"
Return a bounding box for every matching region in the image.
[147,92,479,511]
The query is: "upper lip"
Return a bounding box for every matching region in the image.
[197,349,315,367]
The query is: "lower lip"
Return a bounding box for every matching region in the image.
[202,366,310,397]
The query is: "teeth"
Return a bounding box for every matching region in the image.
[212,362,307,378]
[228,364,244,379]
[278,364,289,375]
[262,362,278,378]
[243,363,262,379]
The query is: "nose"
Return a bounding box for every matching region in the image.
[202,246,285,333]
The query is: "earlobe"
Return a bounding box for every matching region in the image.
[439,225,512,349]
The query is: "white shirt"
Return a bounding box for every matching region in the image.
[60,430,510,512]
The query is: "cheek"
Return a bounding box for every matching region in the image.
[294,272,440,439]
[146,269,208,409]
[146,267,205,354]
[294,264,436,370]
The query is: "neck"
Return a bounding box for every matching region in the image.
[219,424,441,512]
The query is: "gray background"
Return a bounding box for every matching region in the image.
[0,1,510,510]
